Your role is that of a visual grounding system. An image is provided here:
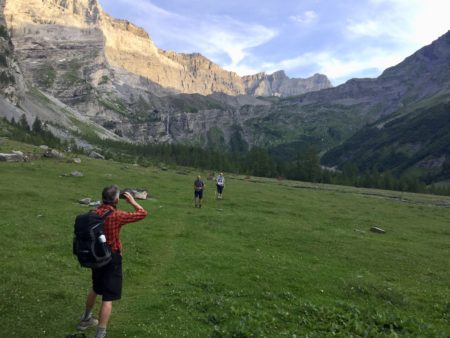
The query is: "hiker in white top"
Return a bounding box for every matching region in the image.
[216,173,225,199]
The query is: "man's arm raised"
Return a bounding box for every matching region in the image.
[116,192,148,224]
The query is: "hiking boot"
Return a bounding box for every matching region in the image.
[94,328,107,338]
[77,317,98,331]
[94,331,107,338]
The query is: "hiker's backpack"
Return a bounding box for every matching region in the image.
[73,210,113,269]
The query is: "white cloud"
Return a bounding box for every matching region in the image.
[314,49,406,82]
[290,10,318,25]
[332,0,450,83]
[346,0,450,47]
[196,18,277,68]
[347,20,384,37]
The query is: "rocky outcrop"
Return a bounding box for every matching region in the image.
[243,71,332,97]
[0,0,333,149]
[0,0,20,105]
[89,151,104,159]
[44,148,65,159]
[0,151,26,161]
[4,0,330,98]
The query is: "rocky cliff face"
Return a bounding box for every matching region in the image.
[0,0,19,105]
[243,71,332,97]
[4,0,331,98]
[1,0,334,149]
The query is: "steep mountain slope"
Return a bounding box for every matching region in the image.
[321,91,450,180]
[314,32,450,178]
[0,0,121,144]
[288,31,450,123]
[257,31,450,160]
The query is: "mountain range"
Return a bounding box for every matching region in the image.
[1,0,450,183]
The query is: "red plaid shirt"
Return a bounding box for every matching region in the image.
[96,204,148,254]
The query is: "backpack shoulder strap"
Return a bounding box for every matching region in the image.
[102,209,114,219]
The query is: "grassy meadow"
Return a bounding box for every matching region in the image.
[0,140,449,337]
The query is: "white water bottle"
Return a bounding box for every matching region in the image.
[99,234,106,243]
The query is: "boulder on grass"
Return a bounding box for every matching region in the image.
[73,158,82,164]
[0,152,25,162]
[133,189,148,200]
[89,151,105,160]
[370,226,386,234]
[44,149,64,159]
[121,188,148,200]
[89,200,101,207]
[79,198,91,205]
[71,171,83,177]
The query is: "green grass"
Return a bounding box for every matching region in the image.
[99,75,109,86]
[27,85,53,105]
[98,96,129,116]
[62,59,84,85]
[0,25,9,39]
[37,63,57,88]
[0,142,449,337]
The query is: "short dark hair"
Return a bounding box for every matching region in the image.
[102,185,120,205]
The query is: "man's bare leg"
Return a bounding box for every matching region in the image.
[98,301,112,327]
[85,288,97,312]
[95,301,112,338]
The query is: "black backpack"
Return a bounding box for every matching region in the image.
[73,210,114,269]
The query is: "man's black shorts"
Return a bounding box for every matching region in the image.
[92,252,122,301]
[216,184,224,194]
[194,190,203,199]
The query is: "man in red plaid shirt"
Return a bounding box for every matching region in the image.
[76,185,148,338]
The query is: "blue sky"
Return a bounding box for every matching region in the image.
[99,0,450,85]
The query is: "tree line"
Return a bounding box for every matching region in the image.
[1,115,64,149]
[3,115,450,196]
[96,135,450,196]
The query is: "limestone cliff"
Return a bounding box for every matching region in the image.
[243,71,332,97]
[4,0,331,97]
[1,0,335,150]
[0,0,19,105]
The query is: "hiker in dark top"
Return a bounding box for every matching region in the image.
[194,175,205,208]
